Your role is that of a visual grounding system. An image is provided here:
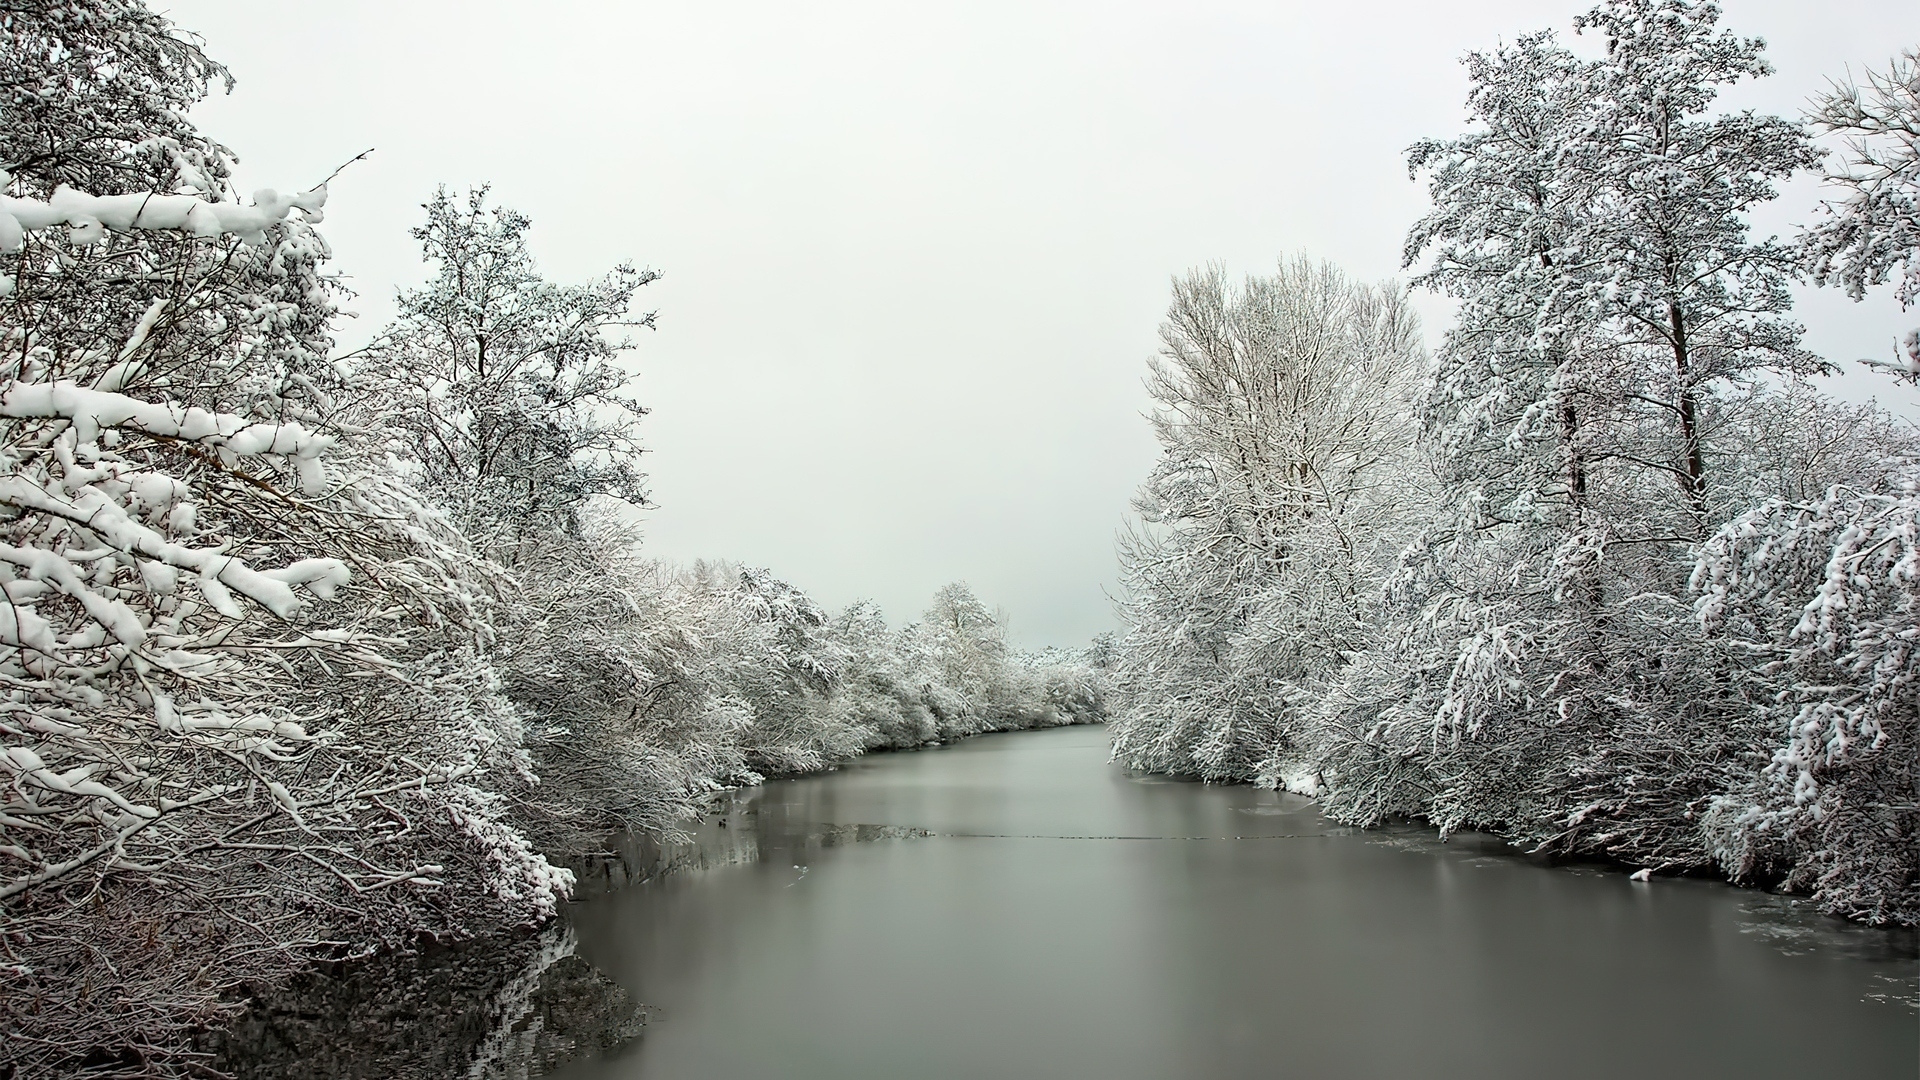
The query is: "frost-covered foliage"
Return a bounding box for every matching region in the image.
[345,192,682,862]
[0,0,233,201]
[1318,0,1827,874]
[358,187,659,540]
[1695,475,1920,924]
[1111,0,1918,926]
[1805,48,1920,382]
[471,518,752,857]
[1109,260,1426,786]
[832,598,942,748]
[0,5,577,1076]
[1684,45,1920,925]
[500,543,1108,856]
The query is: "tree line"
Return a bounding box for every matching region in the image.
[0,3,1106,1076]
[1109,0,1917,928]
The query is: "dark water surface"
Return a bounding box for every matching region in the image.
[548,724,1917,1080]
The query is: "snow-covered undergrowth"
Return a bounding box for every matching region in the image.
[1110,3,1918,927]
[0,5,1108,1077]
[1696,477,1920,925]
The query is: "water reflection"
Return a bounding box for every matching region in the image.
[205,923,649,1079]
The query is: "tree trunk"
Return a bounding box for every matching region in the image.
[1668,301,1708,528]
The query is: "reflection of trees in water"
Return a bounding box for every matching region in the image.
[573,793,770,896]
[205,789,937,1076]
[1731,894,1919,965]
[203,923,648,1079]
[465,925,652,1080]
[574,784,936,897]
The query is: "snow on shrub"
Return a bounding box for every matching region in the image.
[1696,479,1920,924]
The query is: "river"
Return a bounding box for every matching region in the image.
[553,724,1915,1079]
[212,723,1917,1078]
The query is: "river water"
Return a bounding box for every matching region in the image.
[545,724,1915,1079]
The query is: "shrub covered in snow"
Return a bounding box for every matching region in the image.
[1696,477,1920,924]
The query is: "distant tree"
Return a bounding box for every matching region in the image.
[831,599,940,749]
[488,517,758,852]
[1709,381,1919,503]
[1109,258,1426,785]
[361,187,659,541]
[725,565,860,775]
[910,582,1013,736]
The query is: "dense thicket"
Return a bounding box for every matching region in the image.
[0,5,566,1073]
[1111,0,1918,925]
[0,5,1105,1076]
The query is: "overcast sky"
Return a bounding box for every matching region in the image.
[167,0,1916,648]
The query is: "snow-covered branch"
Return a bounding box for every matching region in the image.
[0,173,326,251]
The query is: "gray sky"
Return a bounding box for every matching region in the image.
[169,0,1917,648]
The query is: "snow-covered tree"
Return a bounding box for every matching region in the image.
[1109,259,1427,785]
[0,0,234,204]
[1321,0,1826,873]
[486,518,758,854]
[1695,474,1920,924]
[344,188,681,863]
[717,564,861,775]
[1805,48,1920,381]
[1689,47,1920,924]
[908,581,1014,736]
[0,7,574,1075]
[830,599,941,749]
[1567,0,1826,524]
[1710,381,1920,503]
[1324,29,1631,840]
[360,187,658,541]
[1399,0,1818,543]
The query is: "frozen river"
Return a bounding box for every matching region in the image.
[546,724,1916,1079]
